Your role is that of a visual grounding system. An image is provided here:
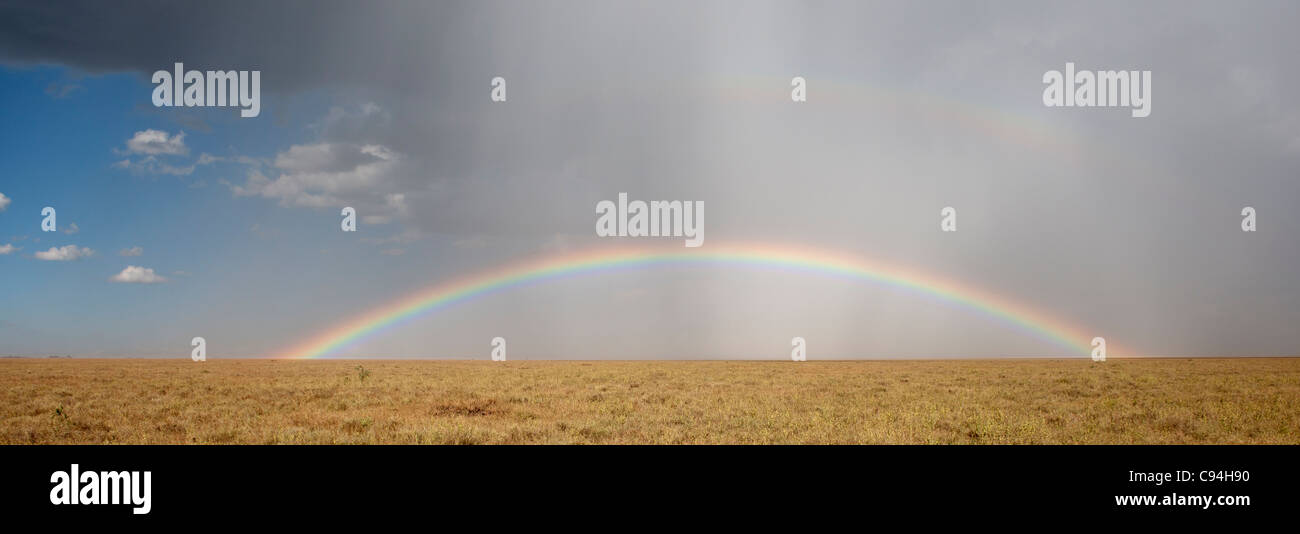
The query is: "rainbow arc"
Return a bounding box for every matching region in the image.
[281,243,1111,359]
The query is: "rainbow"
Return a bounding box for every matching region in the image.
[281,243,1110,359]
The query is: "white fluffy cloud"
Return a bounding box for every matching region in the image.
[118,246,143,256]
[0,192,10,211]
[113,130,198,175]
[34,245,94,261]
[230,142,402,208]
[109,265,167,284]
[0,243,17,255]
[124,129,188,156]
[222,105,416,238]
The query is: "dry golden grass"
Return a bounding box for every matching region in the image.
[1,358,1297,444]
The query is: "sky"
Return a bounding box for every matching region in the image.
[0,0,1297,359]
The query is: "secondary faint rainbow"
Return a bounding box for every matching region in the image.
[281,243,1110,359]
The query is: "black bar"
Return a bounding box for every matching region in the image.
[2,445,1291,523]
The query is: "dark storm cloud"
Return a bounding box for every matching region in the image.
[0,0,456,89]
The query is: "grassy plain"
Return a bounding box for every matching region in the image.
[1,358,1296,444]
